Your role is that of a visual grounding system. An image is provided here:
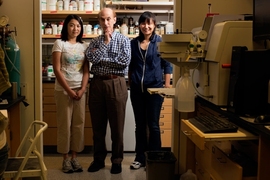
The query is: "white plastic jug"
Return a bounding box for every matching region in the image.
[176,71,195,112]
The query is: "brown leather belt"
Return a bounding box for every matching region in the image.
[94,74,123,80]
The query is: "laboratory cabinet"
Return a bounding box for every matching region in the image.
[179,99,270,180]
[160,98,173,147]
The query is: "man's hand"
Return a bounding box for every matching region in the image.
[104,29,112,45]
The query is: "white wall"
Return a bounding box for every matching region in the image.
[0,0,42,152]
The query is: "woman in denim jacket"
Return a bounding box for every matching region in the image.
[128,11,172,170]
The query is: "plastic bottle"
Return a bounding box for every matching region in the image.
[70,0,77,11]
[93,25,98,35]
[86,24,92,34]
[78,0,84,11]
[41,0,47,10]
[94,0,100,11]
[57,21,63,34]
[63,0,69,10]
[180,169,197,180]
[47,65,54,77]
[57,0,63,10]
[176,69,195,112]
[165,22,174,34]
[52,24,58,35]
[121,23,128,36]
[85,0,93,11]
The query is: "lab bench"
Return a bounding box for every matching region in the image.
[177,96,270,180]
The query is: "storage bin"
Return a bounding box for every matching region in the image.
[146,151,177,180]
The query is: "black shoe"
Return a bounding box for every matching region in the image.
[87,161,105,172]
[110,163,122,174]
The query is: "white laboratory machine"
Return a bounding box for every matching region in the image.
[158,15,260,107]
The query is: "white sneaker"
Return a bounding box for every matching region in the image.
[71,158,83,172]
[62,159,74,173]
[130,161,145,170]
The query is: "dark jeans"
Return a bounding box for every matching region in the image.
[0,143,8,180]
[89,77,128,164]
[130,89,164,164]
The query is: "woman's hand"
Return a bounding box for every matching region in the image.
[66,90,78,100]
[75,89,85,100]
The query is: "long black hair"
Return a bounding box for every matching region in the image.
[61,14,84,43]
[137,11,156,42]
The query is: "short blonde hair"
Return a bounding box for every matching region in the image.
[98,7,116,19]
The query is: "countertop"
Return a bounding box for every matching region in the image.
[0,96,25,110]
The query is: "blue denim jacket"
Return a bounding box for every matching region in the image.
[129,34,171,92]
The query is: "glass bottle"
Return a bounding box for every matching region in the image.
[44,23,52,35]
[134,21,139,35]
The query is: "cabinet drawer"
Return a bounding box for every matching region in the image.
[43,96,55,104]
[163,98,172,106]
[211,145,243,180]
[159,113,172,122]
[195,143,213,172]
[196,162,213,180]
[43,104,56,111]
[211,146,257,180]
[43,83,54,89]
[160,105,172,114]
[161,129,171,147]
[43,112,57,127]
[159,121,171,129]
[43,88,54,96]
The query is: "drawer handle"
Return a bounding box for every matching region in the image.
[160,130,164,134]
[160,114,164,118]
[159,122,164,126]
[183,131,191,136]
[161,107,164,110]
[198,168,204,175]
[216,157,227,163]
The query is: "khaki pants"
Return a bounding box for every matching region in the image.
[54,89,86,154]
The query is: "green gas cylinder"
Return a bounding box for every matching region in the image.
[1,37,20,96]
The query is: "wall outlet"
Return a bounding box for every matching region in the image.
[21,83,27,99]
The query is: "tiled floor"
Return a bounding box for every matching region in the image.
[43,153,146,180]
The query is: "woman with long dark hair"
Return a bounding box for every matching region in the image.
[128,11,172,169]
[52,14,89,173]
